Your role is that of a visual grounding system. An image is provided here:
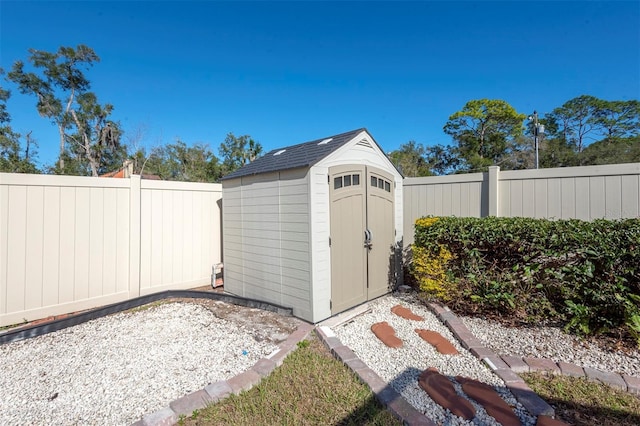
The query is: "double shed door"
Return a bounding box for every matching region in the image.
[329,164,395,315]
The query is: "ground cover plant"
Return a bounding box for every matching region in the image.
[411,216,640,347]
[183,333,400,426]
[523,373,640,426]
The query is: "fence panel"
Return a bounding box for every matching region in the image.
[0,173,222,327]
[403,163,640,247]
[498,164,640,220]
[403,173,486,246]
[139,180,222,294]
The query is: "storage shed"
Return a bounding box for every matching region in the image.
[221,128,403,323]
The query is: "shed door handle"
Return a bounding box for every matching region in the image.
[364,229,372,249]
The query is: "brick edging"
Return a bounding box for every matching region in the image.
[426,301,640,401]
[315,326,436,426]
[131,322,315,426]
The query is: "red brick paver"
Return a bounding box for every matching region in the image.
[418,368,476,420]
[501,355,530,373]
[371,321,403,348]
[506,381,555,417]
[557,361,584,378]
[227,369,262,395]
[583,367,627,391]
[524,357,560,375]
[169,389,213,416]
[391,304,424,321]
[457,376,520,426]
[622,374,640,395]
[415,329,459,355]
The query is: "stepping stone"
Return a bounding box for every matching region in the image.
[391,304,424,321]
[418,368,476,420]
[371,321,403,348]
[415,329,459,355]
[536,414,570,425]
[456,376,520,426]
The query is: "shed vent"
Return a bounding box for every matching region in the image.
[356,139,373,149]
[273,149,287,156]
[318,138,333,145]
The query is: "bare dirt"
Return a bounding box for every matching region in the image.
[170,296,303,344]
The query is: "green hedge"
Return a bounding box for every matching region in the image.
[413,216,640,344]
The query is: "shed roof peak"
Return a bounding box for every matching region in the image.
[221,128,369,180]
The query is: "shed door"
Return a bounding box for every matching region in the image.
[329,165,395,315]
[366,166,395,299]
[329,165,367,314]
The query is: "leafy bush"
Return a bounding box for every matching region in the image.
[412,216,640,345]
[411,243,455,300]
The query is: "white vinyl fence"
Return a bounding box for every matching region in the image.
[403,163,640,246]
[0,173,222,327]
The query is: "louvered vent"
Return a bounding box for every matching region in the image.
[356,138,373,149]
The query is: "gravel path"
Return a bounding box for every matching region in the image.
[0,302,281,426]
[462,316,640,377]
[332,294,537,426]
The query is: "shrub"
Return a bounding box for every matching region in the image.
[411,244,455,300]
[412,216,640,345]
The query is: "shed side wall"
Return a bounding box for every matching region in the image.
[222,169,313,321]
[278,169,312,321]
[221,178,243,296]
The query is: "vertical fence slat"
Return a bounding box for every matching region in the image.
[6,186,27,313]
[25,186,44,310]
[129,175,141,298]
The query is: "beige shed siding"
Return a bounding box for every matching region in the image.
[0,173,222,327]
[221,179,244,295]
[278,169,312,319]
[222,169,313,321]
[240,172,282,304]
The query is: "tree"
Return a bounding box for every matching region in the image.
[546,95,599,154]
[0,76,39,173]
[579,135,640,166]
[443,99,526,172]
[538,137,579,168]
[591,99,640,143]
[134,140,222,182]
[7,45,122,175]
[219,133,262,175]
[388,141,432,177]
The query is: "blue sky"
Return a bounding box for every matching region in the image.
[1,1,639,169]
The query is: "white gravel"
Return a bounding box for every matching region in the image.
[332,294,537,426]
[0,302,279,426]
[462,316,640,377]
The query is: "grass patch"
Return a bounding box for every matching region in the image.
[522,373,640,426]
[124,299,172,314]
[0,320,27,332]
[183,332,400,426]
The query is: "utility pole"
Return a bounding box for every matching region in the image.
[529,111,545,169]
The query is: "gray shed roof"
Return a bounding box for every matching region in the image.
[221,128,369,180]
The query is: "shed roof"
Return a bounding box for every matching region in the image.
[221,128,369,180]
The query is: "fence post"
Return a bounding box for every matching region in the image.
[129,175,141,297]
[488,166,500,217]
